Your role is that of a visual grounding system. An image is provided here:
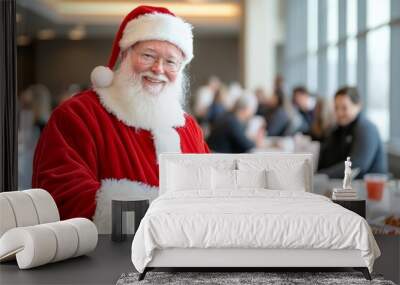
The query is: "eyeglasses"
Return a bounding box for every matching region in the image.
[132,49,182,73]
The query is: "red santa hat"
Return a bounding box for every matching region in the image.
[91,5,193,89]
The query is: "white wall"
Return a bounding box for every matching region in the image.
[242,0,282,92]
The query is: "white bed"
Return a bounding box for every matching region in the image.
[131,153,380,280]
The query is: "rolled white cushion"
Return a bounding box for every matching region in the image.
[0,191,39,227]
[0,226,57,268]
[65,218,98,257]
[0,189,60,239]
[42,221,79,262]
[0,196,17,237]
[0,218,98,269]
[24,189,60,224]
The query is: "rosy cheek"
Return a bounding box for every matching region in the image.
[132,61,146,74]
[167,72,177,82]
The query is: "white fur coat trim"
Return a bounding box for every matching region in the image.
[119,13,193,64]
[95,86,186,130]
[151,127,182,159]
[95,86,184,157]
[92,179,159,234]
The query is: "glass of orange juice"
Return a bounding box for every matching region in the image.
[364,174,387,201]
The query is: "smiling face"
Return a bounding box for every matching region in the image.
[129,40,184,95]
[334,94,361,126]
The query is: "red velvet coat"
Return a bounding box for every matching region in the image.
[32,90,209,230]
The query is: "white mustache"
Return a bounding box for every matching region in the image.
[140,72,169,83]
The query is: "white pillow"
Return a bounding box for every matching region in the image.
[211,168,236,190]
[236,169,268,189]
[237,158,308,191]
[267,167,306,191]
[211,169,268,191]
[167,163,211,191]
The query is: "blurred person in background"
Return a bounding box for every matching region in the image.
[207,93,264,153]
[254,87,268,116]
[263,91,290,137]
[274,74,285,99]
[21,84,52,132]
[225,81,243,111]
[58,84,85,105]
[18,84,52,188]
[318,87,387,178]
[307,96,335,141]
[292,86,316,134]
[193,75,221,123]
[206,84,228,127]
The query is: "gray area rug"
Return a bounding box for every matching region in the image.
[116,271,396,285]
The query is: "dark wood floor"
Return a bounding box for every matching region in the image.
[0,235,398,284]
[0,235,134,285]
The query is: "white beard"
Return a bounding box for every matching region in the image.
[96,55,186,131]
[95,56,186,156]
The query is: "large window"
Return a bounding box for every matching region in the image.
[367,0,390,29]
[307,0,318,93]
[292,0,395,143]
[366,0,390,141]
[327,46,338,97]
[326,0,338,97]
[346,0,357,86]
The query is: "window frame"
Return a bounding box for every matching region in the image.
[0,0,18,192]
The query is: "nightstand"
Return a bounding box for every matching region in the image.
[112,199,149,242]
[332,199,366,218]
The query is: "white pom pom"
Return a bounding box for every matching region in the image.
[90,66,113,88]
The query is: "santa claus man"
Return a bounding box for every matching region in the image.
[32,6,210,233]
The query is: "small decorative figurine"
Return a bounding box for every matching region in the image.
[343,157,352,190]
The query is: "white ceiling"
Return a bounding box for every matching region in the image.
[17,0,242,39]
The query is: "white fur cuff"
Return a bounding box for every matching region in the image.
[92,179,159,234]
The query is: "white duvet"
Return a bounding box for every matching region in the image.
[131,190,380,273]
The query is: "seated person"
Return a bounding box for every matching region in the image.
[318,87,387,178]
[207,93,264,153]
[193,76,221,124]
[263,92,290,136]
[206,85,227,126]
[307,96,335,142]
[292,86,316,134]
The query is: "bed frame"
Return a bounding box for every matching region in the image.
[139,248,371,280]
[138,153,372,281]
